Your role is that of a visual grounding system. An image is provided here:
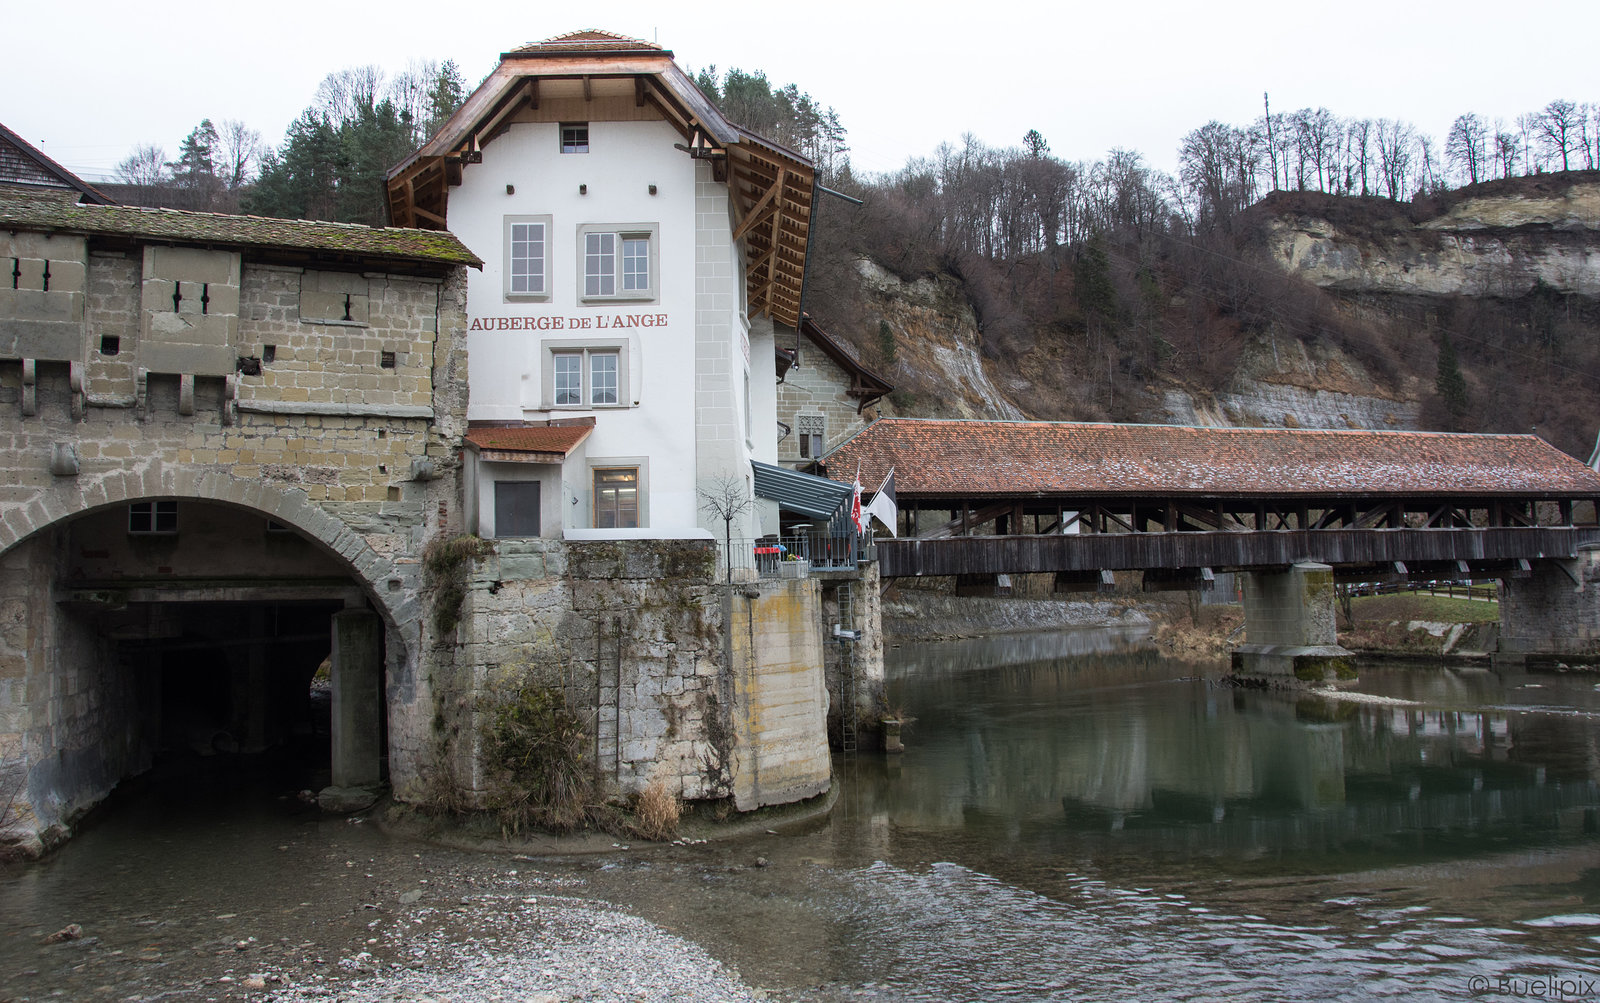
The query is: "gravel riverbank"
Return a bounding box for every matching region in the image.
[269,884,767,1003]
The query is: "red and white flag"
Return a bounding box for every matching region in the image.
[850,462,865,534]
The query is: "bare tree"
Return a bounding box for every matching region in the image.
[1376,119,1415,199]
[1516,112,1544,173]
[115,143,169,203]
[1416,133,1442,195]
[1579,102,1597,170]
[1537,98,1581,171]
[698,474,756,584]
[1446,113,1489,186]
[1493,122,1520,179]
[1301,107,1340,191]
[216,119,263,190]
[1347,118,1374,195]
[388,58,438,143]
[317,65,384,125]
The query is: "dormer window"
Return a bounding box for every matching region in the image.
[561,123,589,154]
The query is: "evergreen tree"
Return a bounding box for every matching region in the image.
[1434,334,1469,421]
[424,60,467,139]
[169,119,222,209]
[337,99,416,224]
[244,110,342,221]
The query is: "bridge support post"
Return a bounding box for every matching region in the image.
[1496,547,1600,668]
[321,608,384,812]
[1231,561,1355,685]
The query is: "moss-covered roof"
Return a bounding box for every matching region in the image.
[0,184,482,269]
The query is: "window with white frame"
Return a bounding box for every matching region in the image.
[544,340,628,408]
[560,123,588,153]
[577,223,658,301]
[504,215,551,300]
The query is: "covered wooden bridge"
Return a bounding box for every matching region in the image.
[822,418,1600,675]
[824,418,1600,583]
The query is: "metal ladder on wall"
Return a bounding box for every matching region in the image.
[836,582,857,755]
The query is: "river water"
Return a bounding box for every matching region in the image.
[5,628,1600,1001]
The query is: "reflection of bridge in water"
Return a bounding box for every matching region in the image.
[829,420,1600,677]
[882,645,1600,868]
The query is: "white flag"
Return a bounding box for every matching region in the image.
[864,468,897,537]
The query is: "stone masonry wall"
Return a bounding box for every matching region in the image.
[0,253,470,856]
[1498,547,1600,663]
[433,538,829,811]
[776,338,874,464]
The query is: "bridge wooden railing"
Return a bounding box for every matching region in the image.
[876,526,1600,578]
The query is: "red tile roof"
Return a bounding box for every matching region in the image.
[509,29,665,54]
[465,422,593,459]
[825,419,1600,499]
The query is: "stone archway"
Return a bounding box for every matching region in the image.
[0,463,413,635]
[0,469,425,857]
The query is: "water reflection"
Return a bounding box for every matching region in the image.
[880,639,1600,875]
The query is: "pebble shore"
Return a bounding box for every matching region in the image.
[268,889,767,1003]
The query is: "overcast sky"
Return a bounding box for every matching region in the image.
[8,0,1596,184]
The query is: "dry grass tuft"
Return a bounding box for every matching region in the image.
[630,778,681,841]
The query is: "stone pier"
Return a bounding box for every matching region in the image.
[321,609,384,811]
[1496,546,1600,667]
[1231,561,1355,684]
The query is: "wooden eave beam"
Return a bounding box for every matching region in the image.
[732,168,786,242]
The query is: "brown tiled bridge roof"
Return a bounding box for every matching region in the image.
[465,421,594,461]
[508,29,667,55]
[0,184,481,268]
[825,418,1600,499]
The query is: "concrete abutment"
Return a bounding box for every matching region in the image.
[1231,561,1356,684]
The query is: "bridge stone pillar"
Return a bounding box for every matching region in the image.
[1231,561,1355,684]
[1496,547,1600,667]
[321,609,384,812]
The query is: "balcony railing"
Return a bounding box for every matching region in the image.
[719,533,863,580]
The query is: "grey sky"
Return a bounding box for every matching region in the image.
[8,0,1597,184]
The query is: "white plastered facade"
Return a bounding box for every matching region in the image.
[451,117,780,541]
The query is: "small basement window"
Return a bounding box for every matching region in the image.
[129,500,178,534]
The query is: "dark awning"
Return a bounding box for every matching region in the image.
[752,460,851,519]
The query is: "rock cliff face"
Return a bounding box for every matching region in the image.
[1256,175,1600,298]
[844,174,1598,449]
[855,259,1023,421]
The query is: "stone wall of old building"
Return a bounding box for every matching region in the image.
[0,251,470,857]
[776,338,876,465]
[426,538,830,811]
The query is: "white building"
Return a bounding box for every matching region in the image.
[387,30,816,543]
